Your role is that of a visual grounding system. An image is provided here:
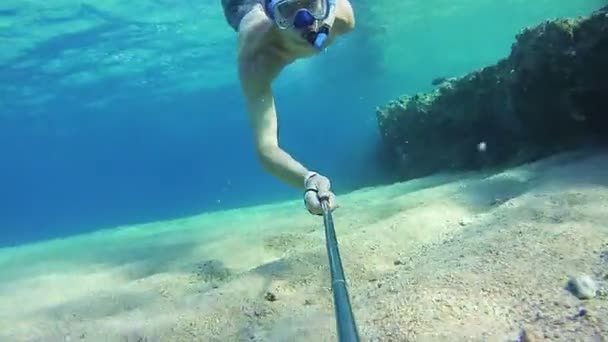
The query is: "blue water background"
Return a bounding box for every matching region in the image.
[0,1,604,246]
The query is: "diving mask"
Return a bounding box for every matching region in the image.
[266,0,337,49]
[266,0,335,30]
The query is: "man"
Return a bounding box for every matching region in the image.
[221,0,356,215]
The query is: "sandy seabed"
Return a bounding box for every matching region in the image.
[1,149,607,342]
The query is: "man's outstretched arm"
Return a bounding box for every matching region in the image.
[238,61,311,190]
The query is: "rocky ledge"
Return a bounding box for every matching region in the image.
[376,6,608,180]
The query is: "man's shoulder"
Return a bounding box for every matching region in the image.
[238,7,271,40]
[237,10,275,63]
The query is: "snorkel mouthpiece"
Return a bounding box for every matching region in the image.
[305,24,330,50]
[293,9,315,29]
[308,0,336,50]
[295,9,328,49]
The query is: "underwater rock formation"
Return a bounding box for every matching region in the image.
[376,6,608,180]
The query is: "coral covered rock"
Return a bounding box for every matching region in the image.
[376,6,608,180]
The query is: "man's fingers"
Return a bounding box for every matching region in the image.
[303,174,336,215]
[326,192,338,211]
[317,189,331,201]
[317,192,337,212]
[304,190,322,215]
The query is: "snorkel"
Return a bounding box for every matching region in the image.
[266,0,337,50]
[298,0,336,49]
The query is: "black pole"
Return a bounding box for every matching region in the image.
[321,200,360,342]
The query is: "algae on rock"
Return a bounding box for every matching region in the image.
[376,6,608,180]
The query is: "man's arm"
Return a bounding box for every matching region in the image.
[237,53,311,190]
[332,0,356,35]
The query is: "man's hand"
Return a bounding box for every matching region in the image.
[304,172,337,215]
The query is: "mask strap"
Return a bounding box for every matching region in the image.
[266,0,281,19]
[323,0,337,27]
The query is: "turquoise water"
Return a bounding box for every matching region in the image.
[0,0,604,246]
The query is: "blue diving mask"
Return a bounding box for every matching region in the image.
[266,0,337,49]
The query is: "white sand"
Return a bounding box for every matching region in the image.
[1,149,607,341]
